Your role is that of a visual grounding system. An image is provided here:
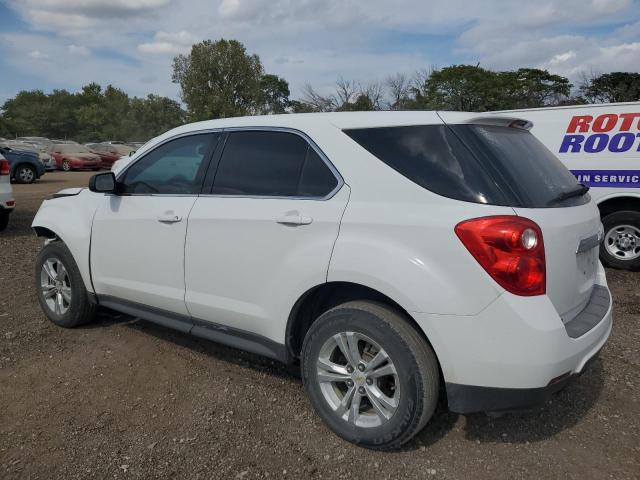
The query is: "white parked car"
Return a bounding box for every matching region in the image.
[32,112,612,449]
[492,102,640,270]
[0,153,15,231]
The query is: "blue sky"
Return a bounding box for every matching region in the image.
[1,0,639,104]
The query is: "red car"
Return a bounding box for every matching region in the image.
[49,143,101,171]
[86,143,133,169]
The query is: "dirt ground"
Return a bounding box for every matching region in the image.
[1,171,638,479]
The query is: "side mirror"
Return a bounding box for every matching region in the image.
[89,172,117,193]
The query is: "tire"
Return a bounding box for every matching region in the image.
[600,210,640,271]
[0,210,9,232]
[62,160,71,171]
[301,301,439,450]
[34,241,96,327]
[14,164,36,184]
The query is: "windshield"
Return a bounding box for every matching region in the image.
[344,124,588,208]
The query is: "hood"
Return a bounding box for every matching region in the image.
[52,187,85,198]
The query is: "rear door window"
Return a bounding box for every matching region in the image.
[212,131,338,198]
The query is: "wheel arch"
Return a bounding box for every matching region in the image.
[33,226,58,239]
[285,281,439,364]
[597,194,640,217]
[32,192,102,294]
[11,162,36,178]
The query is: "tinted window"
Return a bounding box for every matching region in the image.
[212,131,338,197]
[451,125,586,207]
[345,125,586,208]
[120,133,217,194]
[298,148,339,197]
[345,125,507,205]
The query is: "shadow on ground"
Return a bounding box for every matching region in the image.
[462,357,605,443]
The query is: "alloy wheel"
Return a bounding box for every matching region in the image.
[40,257,72,315]
[316,331,400,428]
[18,167,35,183]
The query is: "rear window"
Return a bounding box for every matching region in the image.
[344,124,587,208]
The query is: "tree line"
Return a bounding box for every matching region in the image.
[1,38,639,141]
[0,83,186,142]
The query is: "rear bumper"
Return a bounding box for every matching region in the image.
[446,347,601,414]
[412,263,612,414]
[0,195,15,211]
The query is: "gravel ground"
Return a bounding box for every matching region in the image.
[1,171,639,479]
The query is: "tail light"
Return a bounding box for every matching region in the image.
[0,159,9,176]
[455,216,545,296]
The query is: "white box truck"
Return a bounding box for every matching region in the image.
[492,102,640,270]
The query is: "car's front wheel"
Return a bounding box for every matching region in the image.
[34,241,96,327]
[61,160,71,171]
[301,301,439,450]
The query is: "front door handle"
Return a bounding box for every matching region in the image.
[276,214,313,226]
[157,212,182,223]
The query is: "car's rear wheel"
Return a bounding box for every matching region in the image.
[600,210,640,271]
[35,241,96,327]
[62,160,71,171]
[14,164,36,184]
[0,210,9,231]
[301,301,439,450]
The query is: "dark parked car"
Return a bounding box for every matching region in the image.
[0,146,45,184]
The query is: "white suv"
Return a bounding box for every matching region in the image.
[32,112,612,449]
[0,153,15,231]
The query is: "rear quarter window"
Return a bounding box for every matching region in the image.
[344,124,587,208]
[344,125,509,205]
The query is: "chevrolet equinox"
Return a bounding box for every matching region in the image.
[32,112,612,450]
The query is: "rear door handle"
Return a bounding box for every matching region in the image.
[157,213,182,223]
[276,214,313,226]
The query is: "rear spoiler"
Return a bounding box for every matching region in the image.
[437,112,533,130]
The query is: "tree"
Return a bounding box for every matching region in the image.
[502,68,572,108]
[385,73,412,110]
[580,72,640,103]
[298,77,382,112]
[127,95,186,140]
[259,74,290,114]
[172,39,264,120]
[299,84,337,112]
[414,65,503,111]
[337,94,374,111]
[0,83,185,141]
[411,65,573,111]
[1,90,50,136]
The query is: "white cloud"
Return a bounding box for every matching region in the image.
[138,31,196,55]
[9,0,172,32]
[2,0,639,102]
[67,44,91,56]
[549,51,577,66]
[28,50,49,59]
